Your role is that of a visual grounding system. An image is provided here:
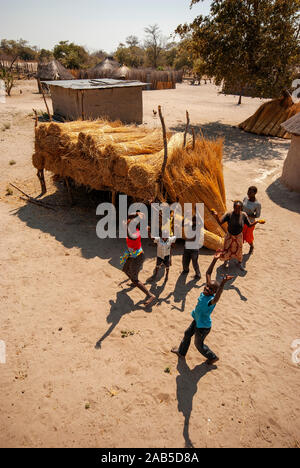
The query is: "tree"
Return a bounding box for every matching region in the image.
[126,35,140,48]
[115,41,145,68]
[38,49,54,62]
[177,0,300,103]
[0,39,38,63]
[0,68,14,96]
[53,41,90,69]
[144,24,164,69]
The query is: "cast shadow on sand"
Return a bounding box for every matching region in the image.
[266,178,300,215]
[95,287,147,350]
[216,262,248,302]
[170,121,290,162]
[13,192,160,270]
[176,358,217,448]
[150,272,203,312]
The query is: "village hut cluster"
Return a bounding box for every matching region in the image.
[36,57,183,93]
[32,115,227,251]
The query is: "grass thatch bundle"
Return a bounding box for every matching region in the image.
[33,119,226,250]
[239,93,300,138]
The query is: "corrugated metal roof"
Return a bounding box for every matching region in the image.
[42,78,148,90]
[281,112,300,136]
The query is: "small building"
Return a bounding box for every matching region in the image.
[43,78,147,124]
[281,112,300,192]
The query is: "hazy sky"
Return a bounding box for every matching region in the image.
[0,0,211,53]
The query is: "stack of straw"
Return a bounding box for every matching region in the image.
[33,119,226,250]
[239,93,300,138]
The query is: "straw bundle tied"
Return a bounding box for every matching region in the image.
[33,118,227,250]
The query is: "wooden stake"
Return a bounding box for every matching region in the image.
[33,108,38,128]
[183,110,190,148]
[9,183,55,211]
[158,105,168,194]
[38,78,52,121]
[37,169,47,195]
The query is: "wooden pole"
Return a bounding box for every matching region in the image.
[33,108,38,128]
[37,169,47,195]
[39,78,52,121]
[158,105,168,195]
[183,110,190,148]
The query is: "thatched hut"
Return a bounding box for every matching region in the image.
[239,92,300,138]
[280,113,300,192]
[43,78,147,123]
[89,57,120,79]
[36,60,74,93]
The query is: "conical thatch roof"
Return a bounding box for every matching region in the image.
[92,57,120,73]
[281,112,300,136]
[37,60,74,81]
[115,65,131,79]
[239,92,300,138]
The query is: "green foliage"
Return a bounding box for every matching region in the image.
[53,41,90,69]
[38,49,54,63]
[115,42,145,68]
[0,39,38,62]
[177,0,300,99]
[0,68,14,96]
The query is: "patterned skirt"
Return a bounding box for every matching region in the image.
[220,232,243,263]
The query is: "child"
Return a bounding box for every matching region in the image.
[152,235,177,282]
[121,212,155,307]
[242,186,262,254]
[171,252,233,365]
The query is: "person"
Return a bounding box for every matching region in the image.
[151,235,177,282]
[171,253,233,365]
[211,201,261,271]
[182,216,201,279]
[242,186,262,255]
[120,212,155,307]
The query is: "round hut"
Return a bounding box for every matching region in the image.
[90,57,120,79]
[115,65,131,80]
[36,60,74,93]
[280,113,300,192]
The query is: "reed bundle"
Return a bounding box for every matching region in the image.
[33,119,227,249]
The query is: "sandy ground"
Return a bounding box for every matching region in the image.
[0,80,299,448]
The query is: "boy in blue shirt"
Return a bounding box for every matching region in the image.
[171,252,233,365]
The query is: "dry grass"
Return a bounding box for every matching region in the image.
[33,119,227,249]
[239,94,300,138]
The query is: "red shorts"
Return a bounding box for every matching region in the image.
[243,224,255,245]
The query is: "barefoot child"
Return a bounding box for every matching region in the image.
[120,212,155,307]
[171,253,233,365]
[242,186,262,254]
[152,235,177,282]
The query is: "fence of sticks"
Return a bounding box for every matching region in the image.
[78,68,183,90]
[32,109,227,250]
